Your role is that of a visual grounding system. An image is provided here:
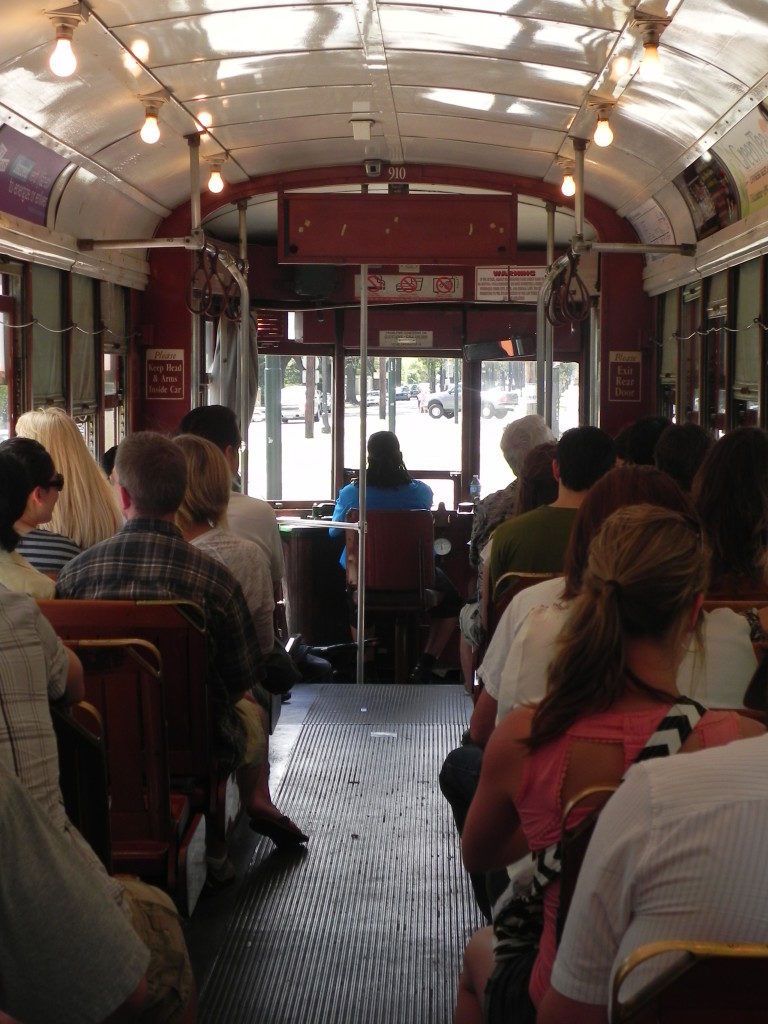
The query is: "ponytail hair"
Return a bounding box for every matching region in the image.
[527,504,708,750]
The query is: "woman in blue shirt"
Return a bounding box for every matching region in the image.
[330,431,460,682]
[331,430,434,534]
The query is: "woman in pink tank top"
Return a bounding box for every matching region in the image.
[453,504,764,1024]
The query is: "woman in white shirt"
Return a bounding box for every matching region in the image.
[475,466,758,736]
[174,433,307,854]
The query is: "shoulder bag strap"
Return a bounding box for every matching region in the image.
[527,695,707,897]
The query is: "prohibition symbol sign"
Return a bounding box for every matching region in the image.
[399,275,419,293]
[368,274,385,292]
[435,276,454,294]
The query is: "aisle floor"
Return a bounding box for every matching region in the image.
[190,683,482,1024]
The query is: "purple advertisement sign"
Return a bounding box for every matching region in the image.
[0,125,69,226]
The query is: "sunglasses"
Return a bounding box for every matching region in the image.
[45,473,65,492]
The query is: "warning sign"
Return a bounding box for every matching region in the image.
[355,274,463,301]
[608,351,642,403]
[146,348,184,400]
[378,330,433,347]
[475,266,547,303]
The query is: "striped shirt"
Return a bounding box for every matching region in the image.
[16,529,81,574]
[551,734,768,1009]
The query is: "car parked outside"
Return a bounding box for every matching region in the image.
[480,386,519,419]
[395,385,410,401]
[427,384,461,419]
[425,383,520,419]
[280,385,320,422]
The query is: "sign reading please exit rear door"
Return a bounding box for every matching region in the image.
[608,351,642,402]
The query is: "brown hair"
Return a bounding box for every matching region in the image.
[562,465,694,598]
[513,442,558,515]
[692,427,768,586]
[528,504,708,750]
[174,434,232,533]
[114,432,187,517]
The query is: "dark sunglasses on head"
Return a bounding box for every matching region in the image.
[45,473,64,492]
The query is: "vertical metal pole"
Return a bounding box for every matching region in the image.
[573,138,586,243]
[265,355,282,499]
[545,201,556,428]
[237,201,249,492]
[188,137,201,410]
[387,356,396,431]
[589,296,600,425]
[357,264,368,684]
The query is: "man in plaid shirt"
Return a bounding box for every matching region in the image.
[57,431,308,859]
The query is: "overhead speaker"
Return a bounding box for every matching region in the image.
[293,265,337,299]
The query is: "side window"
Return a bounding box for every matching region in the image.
[31,264,65,408]
[71,274,98,446]
[99,281,129,454]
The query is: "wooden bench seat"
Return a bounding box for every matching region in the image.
[65,638,207,915]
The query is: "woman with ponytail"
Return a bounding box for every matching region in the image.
[454,504,764,1024]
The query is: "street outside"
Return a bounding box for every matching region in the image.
[246,384,579,505]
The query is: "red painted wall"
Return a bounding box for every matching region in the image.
[141,165,653,434]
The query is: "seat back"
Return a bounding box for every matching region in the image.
[39,599,208,779]
[557,784,618,944]
[346,510,435,596]
[483,571,560,642]
[612,940,768,1023]
[52,700,112,872]
[69,638,173,877]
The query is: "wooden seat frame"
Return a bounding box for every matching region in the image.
[612,940,768,1023]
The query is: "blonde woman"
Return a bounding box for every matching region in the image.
[174,433,307,850]
[15,408,122,550]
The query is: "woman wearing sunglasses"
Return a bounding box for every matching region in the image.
[0,438,65,597]
[0,435,81,578]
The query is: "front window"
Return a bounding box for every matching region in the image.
[248,352,334,501]
[478,359,579,498]
[344,355,462,508]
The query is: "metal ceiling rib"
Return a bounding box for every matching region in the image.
[1,0,768,259]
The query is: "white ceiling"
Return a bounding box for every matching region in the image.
[2,0,768,264]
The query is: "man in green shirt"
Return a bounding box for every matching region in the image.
[487,426,615,596]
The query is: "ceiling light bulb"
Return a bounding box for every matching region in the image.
[140,110,160,144]
[612,55,631,79]
[49,25,77,77]
[208,166,224,194]
[198,111,213,132]
[561,173,576,198]
[593,114,614,148]
[131,39,149,63]
[641,34,662,80]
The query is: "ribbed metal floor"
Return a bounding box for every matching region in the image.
[199,684,482,1024]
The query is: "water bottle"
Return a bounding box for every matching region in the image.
[469,475,481,504]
